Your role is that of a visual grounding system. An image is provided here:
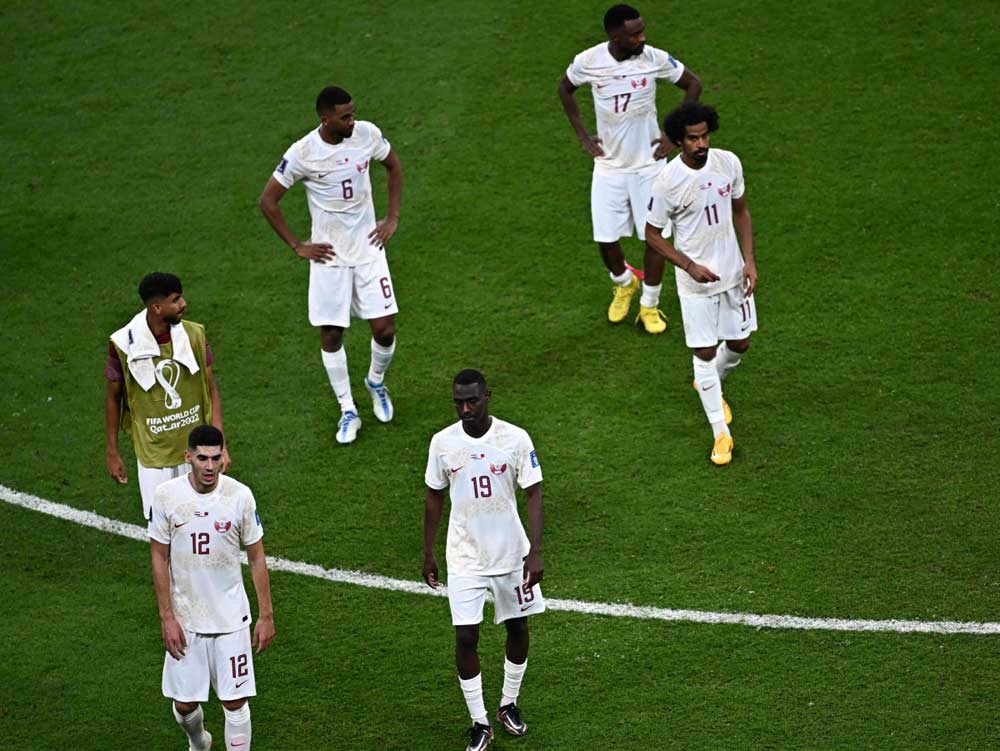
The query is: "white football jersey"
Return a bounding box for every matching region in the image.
[273,121,392,267]
[149,474,264,634]
[647,148,746,298]
[566,43,685,174]
[425,418,542,577]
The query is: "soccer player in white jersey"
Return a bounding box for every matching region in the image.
[645,102,758,465]
[423,370,545,751]
[558,4,701,333]
[259,85,403,445]
[149,426,275,751]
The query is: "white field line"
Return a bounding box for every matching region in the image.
[3,483,998,636]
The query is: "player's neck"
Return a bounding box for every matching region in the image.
[681,153,707,170]
[146,310,170,337]
[607,41,634,62]
[462,416,493,439]
[188,473,220,495]
[318,126,344,145]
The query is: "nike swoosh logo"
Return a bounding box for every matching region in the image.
[317,172,331,178]
[449,467,462,473]
[520,603,534,611]
[174,521,189,528]
[701,384,715,392]
[595,83,607,89]
[235,680,248,688]
[384,302,393,308]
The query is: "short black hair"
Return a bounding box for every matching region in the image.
[138,273,182,304]
[453,369,487,390]
[316,86,352,115]
[604,4,640,31]
[187,425,224,450]
[662,101,720,145]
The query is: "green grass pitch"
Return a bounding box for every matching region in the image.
[2,1,999,748]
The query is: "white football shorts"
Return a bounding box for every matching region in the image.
[162,626,256,703]
[137,459,188,524]
[679,285,758,348]
[307,252,399,328]
[591,165,670,243]
[447,570,545,626]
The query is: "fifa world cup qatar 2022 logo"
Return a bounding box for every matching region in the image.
[154,359,184,409]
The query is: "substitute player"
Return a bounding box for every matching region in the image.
[423,370,545,751]
[259,85,403,445]
[149,426,275,751]
[645,102,758,465]
[105,272,229,522]
[558,4,701,333]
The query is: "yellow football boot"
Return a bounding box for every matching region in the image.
[607,276,639,323]
[692,379,733,425]
[711,433,734,466]
[635,306,667,334]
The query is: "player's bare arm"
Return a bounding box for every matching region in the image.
[368,148,402,248]
[522,482,544,590]
[246,540,275,654]
[104,379,128,484]
[652,69,703,159]
[204,365,231,473]
[558,75,605,157]
[422,487,445,588]
[732,195,757,296]
[258,177,335,262]
[645,221,720,283]
[151,539,187,659]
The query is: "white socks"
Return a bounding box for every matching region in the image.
[321,348,356,414]
[173,704,210,751]
[367,338,395,385]
[501,657,527,707]
[639,283,661,308]
[224,703,252,750]
[610,268,634,286]
[459,673,488,725]
[693,355,729,438]
[715,342,742,383]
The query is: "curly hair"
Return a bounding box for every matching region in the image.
[662,102,720,145]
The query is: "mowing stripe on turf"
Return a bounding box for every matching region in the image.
[3,483,998,635]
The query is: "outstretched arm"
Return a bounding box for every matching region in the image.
[422,487,445,588]
[369,148,402,248]
[645,221,720,284]
[246,540,275,654]
[258,178,335,263]
[732,195,757,296]
[558,75,605,158]
[522,482,544,589]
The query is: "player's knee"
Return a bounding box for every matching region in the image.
[455,626,479,653]
[693,344,718,361]
[372,324,395,346]
[222,698,248,712]
[727,337,751,354]
[504,616,529,640]
[320,326,344,352]
[174,700,199,716]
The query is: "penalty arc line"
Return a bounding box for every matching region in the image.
[3,483,998,636]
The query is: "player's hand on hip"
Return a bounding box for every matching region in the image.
[422,554,440,589]
[368,217,398,248]
[687,262,721,284]
[161,616,187,660]
[107,452,128,484]
[293,242,335,263]
[579,133,605,158]
[253,614,275,654]
[743,260,758,297]
[522,550,544,590]
[651,137,676,160]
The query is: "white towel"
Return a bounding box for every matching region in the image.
[109,310,200,392]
